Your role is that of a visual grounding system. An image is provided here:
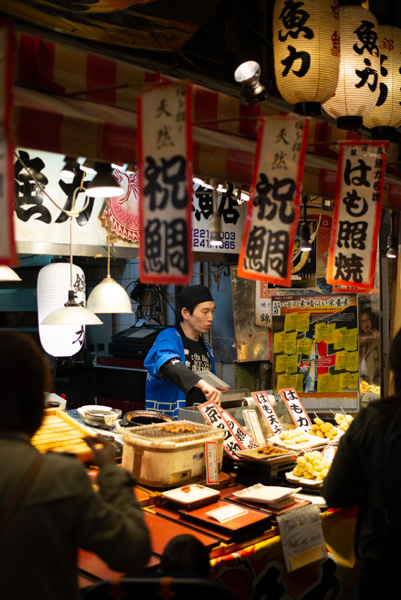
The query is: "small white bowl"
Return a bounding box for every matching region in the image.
[77,405,122,430]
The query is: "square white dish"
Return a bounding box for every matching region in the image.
[285,471,324,488]
[233,483,302,505]
[161,484,220,507]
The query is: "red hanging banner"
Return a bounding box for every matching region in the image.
[238,115,309,286]
[326,140,387,290]
[0,21,16,265]
[138,83,193,284]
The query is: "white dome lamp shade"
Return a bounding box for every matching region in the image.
[0,266,21,281]
[87,197,133,314]
[37,262,93,357]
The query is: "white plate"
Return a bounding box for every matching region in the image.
[269,431,325,451]
[233,484,302,505]
[285,471,323,488]
[161,484,220,506]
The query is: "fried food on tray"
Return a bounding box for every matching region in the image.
[257,444,288,456]
[278,429,311,444]
[310,417,338,440]
[292,451,331,481]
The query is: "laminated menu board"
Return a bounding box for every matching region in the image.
[272,293,359,412]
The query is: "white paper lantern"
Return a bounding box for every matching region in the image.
[37,263,87,357]
[364,25,401,137]
[323,5,380,129]
[273,0,340,116]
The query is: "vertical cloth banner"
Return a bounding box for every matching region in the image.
[238,115,309,286]
[327,141,387,290]
[0,22,16,265]
[138,83,193,284]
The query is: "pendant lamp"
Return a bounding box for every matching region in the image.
[364,25,401,139]
[41,188,103,326]
[323,4,380,129]
[86,162,125,199]
[0,266,21,281]
[87,198,133,314]
[273,0,340,116]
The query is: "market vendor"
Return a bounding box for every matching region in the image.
[144,284,223,419]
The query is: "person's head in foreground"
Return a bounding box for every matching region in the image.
[0,331,52,437]
[160,533,211,577]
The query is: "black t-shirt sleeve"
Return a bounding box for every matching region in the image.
[160,358,201,394]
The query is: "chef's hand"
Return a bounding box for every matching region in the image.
[83,434,116,467]
[196,379,222,405]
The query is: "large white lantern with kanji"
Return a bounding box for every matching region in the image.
[364,25,401,138]
[323,5,380,129]
[273,0,340,116]
[37,263,86,357]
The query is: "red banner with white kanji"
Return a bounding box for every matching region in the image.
[0,21,16,265]
[238,115,309,286]
[326,141,387,290]
[138,83,193,284]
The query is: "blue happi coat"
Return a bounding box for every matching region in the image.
[144,327,215,420]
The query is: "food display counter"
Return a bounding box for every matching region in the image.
[33,405,359,599]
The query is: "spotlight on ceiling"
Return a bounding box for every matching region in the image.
[234,61,265,101]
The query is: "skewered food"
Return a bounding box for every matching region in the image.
[292,451,331,481]
[334,412,354,432]
[160,423,196,433]
[310,417,338,440]
[279,429,311,444]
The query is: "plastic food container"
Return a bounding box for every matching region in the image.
[122,420,224,488]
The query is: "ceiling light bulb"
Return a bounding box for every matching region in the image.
[386,234,397,259]
[61,156,78,178]
[80,159,97,175]
[209,213,223,247]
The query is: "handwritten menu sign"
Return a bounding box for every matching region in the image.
[276,505,326,572]
[138,83,193,284]
[238,115,309,286]
[218,405,259,450]
[198,401,242,460]
[327,141,387,290]
[279,388,312,431]
[251,391,284,436]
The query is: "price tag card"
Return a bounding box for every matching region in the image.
[276,505,326,572]
[242,409,266,445]
[207,504,248,523]
[205,441,219,485]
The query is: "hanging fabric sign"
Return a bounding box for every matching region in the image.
[327,141,387,290]
[0,22,16,265]
[279,388,312,431]
[251,391,284,436]
[238,115,309,286]
[138,83,193,284]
